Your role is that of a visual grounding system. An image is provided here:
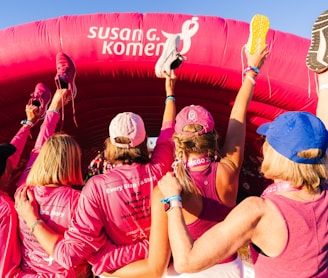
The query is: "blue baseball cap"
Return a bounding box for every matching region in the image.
[257,111,328,164]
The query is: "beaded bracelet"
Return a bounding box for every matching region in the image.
[244,66,259,75]
[30,219,43,233]
[160,195,182,204]
[165,95,176,105]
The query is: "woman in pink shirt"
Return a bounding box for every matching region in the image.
[0,143,21,278]
[15,87,93,277]
[11,52,93,277]
[15,71,177,277]
[0,94,42,278]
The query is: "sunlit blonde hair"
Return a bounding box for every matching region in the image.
[26,133,83,186]
[104,136,150,165]
[261,140,328,192]
[173,124,219,196]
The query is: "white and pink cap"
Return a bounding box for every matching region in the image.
[109,112,146,148]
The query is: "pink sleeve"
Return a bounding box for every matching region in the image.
[88,239,149,275]
[16,111,60,188]
[150,122,175,171]
[161,120,175,131]
[53,184,108,269]
[0,195,21,277]
[8,126,31,171]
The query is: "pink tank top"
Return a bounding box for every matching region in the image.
[251,182,328,277]
[188,162,237,263]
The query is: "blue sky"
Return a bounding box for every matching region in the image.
[0,1,327,38]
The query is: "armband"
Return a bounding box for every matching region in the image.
[160,195,182,212]
[165,95,176,105]
[20,119,34,126]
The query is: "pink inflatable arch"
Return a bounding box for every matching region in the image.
[0,12,316,197]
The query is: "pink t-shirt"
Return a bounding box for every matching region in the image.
[251,182,328,277]
[14,111,88,276]
[0,192,21,278]
[54,122,175,275]
[0,124,33,277]
[18,186,80,277]
[9,125,32,172]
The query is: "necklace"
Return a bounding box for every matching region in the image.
[186,156,212,168]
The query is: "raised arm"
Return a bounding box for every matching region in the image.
[217,47,268,205]
[222,48,268,158]
[16,89,70,188]
[8,104,41,172]
[162,71,177,125]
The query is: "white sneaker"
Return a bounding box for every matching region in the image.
[155,35,183,78]
[306,10,328,73]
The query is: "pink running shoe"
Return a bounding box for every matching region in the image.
[54,52,78,127]
[27,83,52,118]
[54,52,77,99]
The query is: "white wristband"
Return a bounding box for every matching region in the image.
[20,119,34,126]
[47,109,60,115]
[165,199,182,212]
[319,84,328,91]
[244,75,256,85]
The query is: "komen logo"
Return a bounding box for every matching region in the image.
[87,17,199,57]
[161,17,199,55]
